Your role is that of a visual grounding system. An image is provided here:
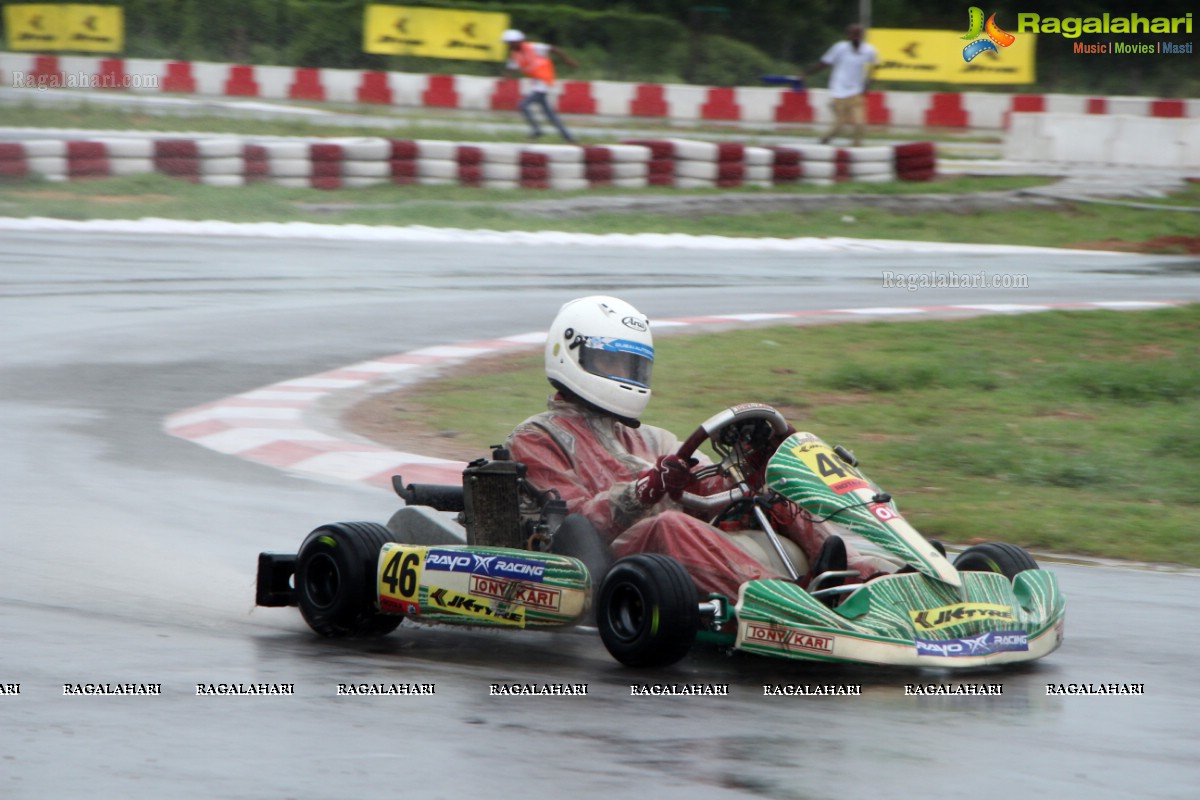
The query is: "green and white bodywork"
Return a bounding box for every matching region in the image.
[727,432,1066,668]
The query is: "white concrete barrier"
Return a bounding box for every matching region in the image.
[1005,112,1200,168]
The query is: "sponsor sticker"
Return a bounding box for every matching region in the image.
[910,602,1015,631]
[427,586,526,627]
[829,477,871,495]
[743,623,835,655]
[914,630,1029,657]
[424,549,547,583]
[468,574,562,612]
[870,503,899,522]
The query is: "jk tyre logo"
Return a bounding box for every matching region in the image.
[961,7,1016,61]
[910,602,1015,631]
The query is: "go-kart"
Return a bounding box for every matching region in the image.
[256,403,1065,669]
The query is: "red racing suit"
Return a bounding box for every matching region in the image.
[506,395,890,599]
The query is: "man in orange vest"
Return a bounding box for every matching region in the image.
[502,29,578,143]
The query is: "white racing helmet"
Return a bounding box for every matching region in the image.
[501,29,525,43]
[545,296,654,424]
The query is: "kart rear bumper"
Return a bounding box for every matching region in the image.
[256,552,297,607]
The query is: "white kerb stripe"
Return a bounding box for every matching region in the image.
[836,307,930,315]
[192,428,339,455]
[291,451,460,481]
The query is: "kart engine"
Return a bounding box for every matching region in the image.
[462,455,527,548]
[395,448,566,551]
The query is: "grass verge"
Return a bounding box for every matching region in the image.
[360,306,1200,566]
[3,173,1200,251]
[2,102,1002,144]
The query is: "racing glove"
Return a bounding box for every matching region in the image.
[635,455,695,506]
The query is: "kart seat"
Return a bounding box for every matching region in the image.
[715,528,809,579]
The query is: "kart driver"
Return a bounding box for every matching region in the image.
[506,295,894,600]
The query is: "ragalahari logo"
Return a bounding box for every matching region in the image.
[961,7,1016,62]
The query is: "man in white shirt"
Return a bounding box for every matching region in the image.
[803,24,877,147]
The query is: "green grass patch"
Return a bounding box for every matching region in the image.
[0,102,539,142]
[4,172,1199,251]
[387,307,1200,565]
[3,101,1005,145]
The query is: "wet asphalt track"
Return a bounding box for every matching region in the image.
[2,229,1199,799]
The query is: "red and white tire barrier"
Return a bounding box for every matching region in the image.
[623,139,914,187]
[158,298,1181,491]
[894,142,938,182]
[3,52,1195,132]
[581,144,652,189]
[0,133,934,190]
[152,138,245,186]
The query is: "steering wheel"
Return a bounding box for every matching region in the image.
[675,403,792,519]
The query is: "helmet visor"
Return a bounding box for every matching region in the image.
[578,337,653,388]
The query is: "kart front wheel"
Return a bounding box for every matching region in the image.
[296,522,402,638]
[597,553,698,668]
[954,542,1038,579]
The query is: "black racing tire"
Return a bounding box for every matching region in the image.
[953,542,1039,579]
[597,553,698,668]
[550,514,615,592]
[296,522,402,638]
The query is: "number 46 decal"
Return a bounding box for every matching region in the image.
[381,547,422,601]
[814,451,856,481]
[793,444,870,494]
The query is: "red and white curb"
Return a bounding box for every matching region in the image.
[163,300,1182,492]
[3,51,1196,130]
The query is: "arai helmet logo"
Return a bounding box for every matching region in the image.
[622,316,648,332]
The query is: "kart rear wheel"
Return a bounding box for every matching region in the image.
[953,542,1039,579]
[296,522,402,638]
[597,553,698,668]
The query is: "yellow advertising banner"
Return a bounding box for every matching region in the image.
[869,28,1037,84]
[364,5,510,61]
[63,5,124,53]
[4,4,65,51]
[4,4,123,53]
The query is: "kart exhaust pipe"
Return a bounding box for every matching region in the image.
[392,475,465,511]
